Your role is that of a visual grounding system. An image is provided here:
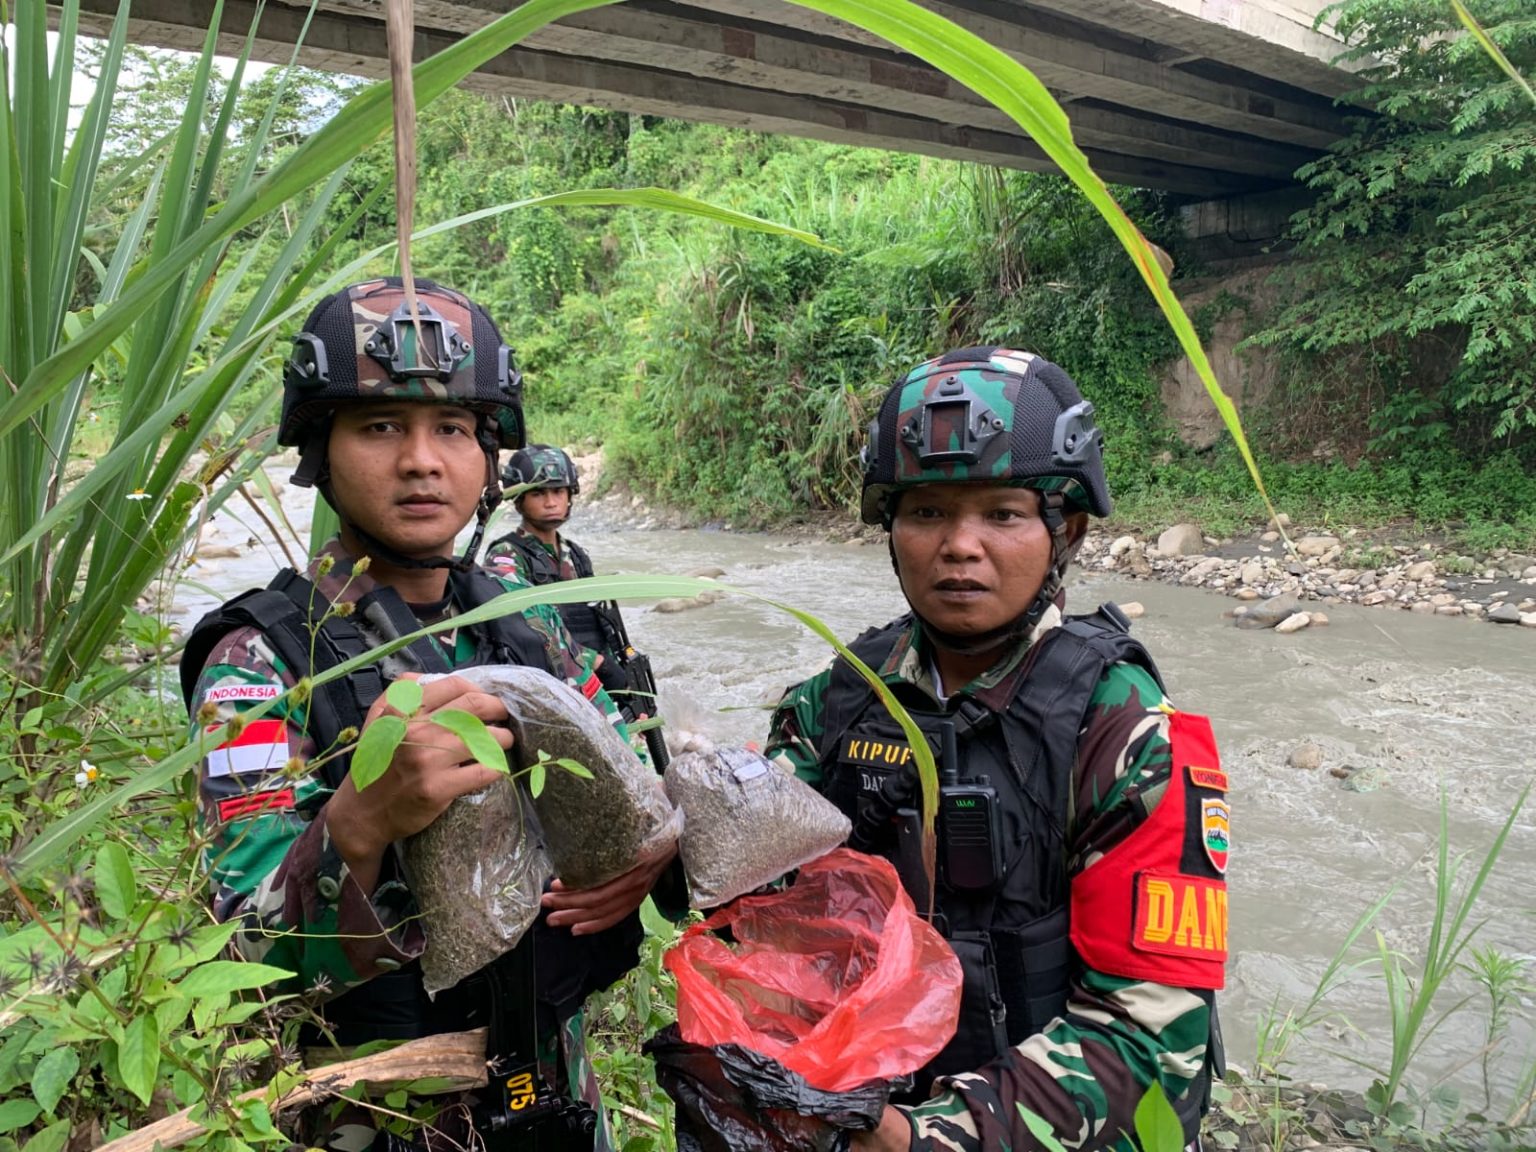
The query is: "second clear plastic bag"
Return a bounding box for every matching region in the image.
[450,663,682,890]
[664,746,851,908]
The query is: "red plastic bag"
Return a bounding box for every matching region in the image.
[665,848,962,1092]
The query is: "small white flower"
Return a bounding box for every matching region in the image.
[75,759,98,787]
[126,488,151,502]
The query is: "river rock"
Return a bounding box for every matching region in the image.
[1522,613,1536,628]
[1310,611,1329,626]
[1109,535,1137,558]
[1234,587,1260,600]
[842,537,866,548]
[1288,742,1324,771]
[653,590,725,614]
[684,566,726,579]
[1360,591,1391,606]
[1268,513,1292,530]
[1487,602,1523,624]
[1260,530,1280,543]
[1157,523,1206,557]
[1118,601,1145,619]
[1295,535,1339,558]
[1504,554,1536,577]
[1410,600,1436,614]
[1340,766,1388,793]
[1239,561,1264,585]
[1274,612,1312,634]
[1184,557,1222,582]
[1524,565,1536,582]
[1435,604,1464,616]
[1404,560,1437,582]
[1235,592,1301,629]
[195,544,243,560]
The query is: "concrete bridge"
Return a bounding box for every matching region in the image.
[74,0,1361,198]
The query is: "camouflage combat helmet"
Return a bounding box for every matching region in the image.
[279,277,525,453]
[503,444,580,496]
[860,346,1109,526]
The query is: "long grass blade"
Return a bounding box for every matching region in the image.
[1450,0,1536,106]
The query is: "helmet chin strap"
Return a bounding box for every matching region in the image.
[893,491,1084,660]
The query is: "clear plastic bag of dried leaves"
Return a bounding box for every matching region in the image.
[664,745,851,908]
[404,777,550,995]
[446,663,682,891]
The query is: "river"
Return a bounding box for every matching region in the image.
[175,481,1536,1109]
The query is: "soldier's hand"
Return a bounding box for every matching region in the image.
[326,674,513,889]
[542,840,677,936]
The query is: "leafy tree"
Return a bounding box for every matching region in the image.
[1251,0,1536,454]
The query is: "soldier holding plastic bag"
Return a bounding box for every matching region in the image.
[766,347,1228,1151]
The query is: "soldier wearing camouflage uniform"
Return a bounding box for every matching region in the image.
[486,446,669,765]
[485,445,588,585]
[766,347,1228,1152]
[181,278,670,1151]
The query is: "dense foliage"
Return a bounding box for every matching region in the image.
[1250,0,1536,463]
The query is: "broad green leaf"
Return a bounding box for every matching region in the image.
[430,709,508,774]
[154,920,243,977]
[385,679,423,717]
[176,960,294,999]
[93,841,137,919]
[116,1014,160,1106]
[528,761,546,798]
[19,1120,69,1152]
[351,714,408,792]
[0,1100,40,1135]
[29,1048,77,1116]
[557,759,593,780]
[1132,1083,1185,1152]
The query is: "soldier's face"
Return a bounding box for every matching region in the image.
[521,487,572,529]
[326,403,486,557]
[890,483,1057,637]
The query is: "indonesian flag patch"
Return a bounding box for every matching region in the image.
[206,718,288,779]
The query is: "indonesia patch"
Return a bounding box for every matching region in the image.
[1201,798,1231,872]
[202,683,282,705]
[218,787,296,823]
[1133,872,1228,961]
[206,718,288,778]
[1187,765,1228,792]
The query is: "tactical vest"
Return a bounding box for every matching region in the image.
[486,532,633,701]
[180,565,642,1047]
[815,607,1212,1120]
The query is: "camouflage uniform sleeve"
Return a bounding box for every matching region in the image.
[763,666,834,788]
[484,539,532,584]
[193,626,423,997]
[905,663,1216,1152]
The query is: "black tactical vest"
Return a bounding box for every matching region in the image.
[179,564,642,1046]
[815,607,1166,1092]
[485,532,633,701]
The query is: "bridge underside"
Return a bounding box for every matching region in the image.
[72,0,1361,196]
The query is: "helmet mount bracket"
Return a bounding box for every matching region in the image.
[364,298,470,383]
[900,378,1006,466]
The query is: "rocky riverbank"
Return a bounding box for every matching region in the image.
[1073,517,1536,634]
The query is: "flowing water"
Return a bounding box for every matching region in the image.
[175,483,1536,1107]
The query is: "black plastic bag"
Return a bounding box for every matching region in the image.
[645,1025,890,1152]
